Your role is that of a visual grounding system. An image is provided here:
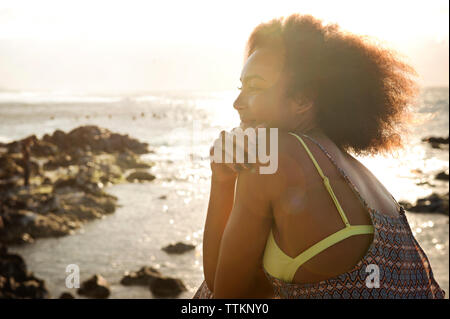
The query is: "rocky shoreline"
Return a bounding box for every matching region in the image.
[1,130,448,298]
[402,135,449,216]
[0,125,155,246]
[0,125,195,298]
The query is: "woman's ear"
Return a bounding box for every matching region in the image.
[289,96,314,116]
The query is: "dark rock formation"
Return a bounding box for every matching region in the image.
[162,242,196,254]
[41,125,150,155]
[399,192,449,215]
[116,150,152,169]
[148,276,187,297]
[121,265,188,297]
[0,126,154,298]
[0,185,117,245]
[77,274,110,299]
[126,170,156,183]
[0,244,50,298]
[422,136,449,149]
[59,292,75,299]
[435,171,449,181]
[30,140,58,157]
[0,125,154,246]
[120,266,162,286]
[422,136,449,145]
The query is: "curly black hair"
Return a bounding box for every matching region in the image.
[245,14,419,156]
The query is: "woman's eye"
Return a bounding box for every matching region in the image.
[237,86,260,92]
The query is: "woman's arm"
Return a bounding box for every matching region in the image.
[202,127,267,293]
[202,176,236,292]
[212,168,274,298]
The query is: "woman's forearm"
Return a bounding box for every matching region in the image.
[202,176,236,292]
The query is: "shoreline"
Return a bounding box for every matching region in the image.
[0,125,182,298]
[1,127,448,298]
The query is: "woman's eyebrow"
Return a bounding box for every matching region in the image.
[239,75,266,83]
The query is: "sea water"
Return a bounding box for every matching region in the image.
[1,87,448,298]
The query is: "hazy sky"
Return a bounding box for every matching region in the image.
[0,0,448,93]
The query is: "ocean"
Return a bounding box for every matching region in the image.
[1,87,448,298]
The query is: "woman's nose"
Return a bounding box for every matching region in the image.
[233,94,247,111]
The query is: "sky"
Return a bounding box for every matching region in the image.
[0,0,448,93]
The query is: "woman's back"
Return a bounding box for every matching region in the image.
[263,132,445,298]
[270,131,399,284]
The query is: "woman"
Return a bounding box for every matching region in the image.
[193,14,445,299]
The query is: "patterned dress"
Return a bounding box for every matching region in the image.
[192,134,446,299]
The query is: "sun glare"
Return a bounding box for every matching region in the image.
[0,0,447,45]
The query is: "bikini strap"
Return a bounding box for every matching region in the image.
[300,133,404,215]
[288,132,351,228]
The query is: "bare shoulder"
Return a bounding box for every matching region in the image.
[275,130,310,173]
[249,130,309,201]
[234,130,306,207]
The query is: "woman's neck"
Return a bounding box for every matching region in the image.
[291,126,327,140]
[294,126,351,158]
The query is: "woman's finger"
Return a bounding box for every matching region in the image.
[213,128,267,168]
[225,130,257,165]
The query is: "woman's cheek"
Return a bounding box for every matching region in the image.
[248,95,265,116]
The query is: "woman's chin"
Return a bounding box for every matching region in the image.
[239,121,256,129]
[239,121,280,130]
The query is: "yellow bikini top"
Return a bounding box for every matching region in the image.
[262,132,374,283]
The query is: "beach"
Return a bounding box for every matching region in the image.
[1,87,448,298]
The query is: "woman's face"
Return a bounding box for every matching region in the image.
[233,48,298,130]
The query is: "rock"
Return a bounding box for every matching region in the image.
[0,246,50,298]
[19,233,35,244]
[0,208,76,244]
[120,266,162,286]
[0,155,24,179]
[59,292,75,299]
[60,193,117,215]
[4,141,22,154]
[53,174,100,195]
[58,205,103,221]
[12,278,48,298]
[422,136,449,145]
[14,210,38,227]
[0,195,28,211]
[30,140,58,158]
[126,170,156,183]
[43,154,75,170]
[149,276,187,297]
[68,126,149,154]
[435,171,449,181]
[50,130,68,149]
[77,274,110,299]
[116,150,152,169]
[430,142,441,149]
[0,126,148,247]
[0,244,7,255]
[404,192,449,215]
[0,178,19,193]
[158,195,167,200]
[0,248,27,281]
[162,242,196,254]
[41,125,150,155]
[15,158,40,176]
